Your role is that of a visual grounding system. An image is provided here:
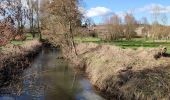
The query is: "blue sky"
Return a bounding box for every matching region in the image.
[83,0,170,24]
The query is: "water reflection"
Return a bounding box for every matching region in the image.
[0,48,104,100]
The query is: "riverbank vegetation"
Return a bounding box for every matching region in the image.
[71,43,170,99]
[2,0,170,100]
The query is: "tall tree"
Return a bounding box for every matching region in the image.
[41,0,82,55]
[0,0,30,34]
[105,14,122,40]
[151,5,161,39]
[141,17,149,39]
[26,0,36,38]
[124,13,137,40]
[161,14,168,40]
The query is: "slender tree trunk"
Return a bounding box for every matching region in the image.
[36,0,42,40]
[69,21,78,56]
[30,8,35,38]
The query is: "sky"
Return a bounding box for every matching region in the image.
[83,0,170,25]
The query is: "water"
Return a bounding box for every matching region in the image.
[0,48,104,100]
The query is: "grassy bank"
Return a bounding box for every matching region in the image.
[67,43,170,99]
[1,39,41,54]
[0,39,42,66]
[0,39,42,87]
[0,33,41,52]
[75,37,170,53]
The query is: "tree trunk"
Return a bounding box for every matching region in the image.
[69,22,78,56]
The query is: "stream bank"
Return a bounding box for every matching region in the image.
[0,39,42,69]
[0,40,42,86]
[64,43,170,100]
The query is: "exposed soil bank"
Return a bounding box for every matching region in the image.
[65,43,170,100]
[0,40,42,85]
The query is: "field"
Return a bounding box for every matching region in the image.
[75,37,170,53]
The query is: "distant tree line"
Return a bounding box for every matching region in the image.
[98,5,170,41]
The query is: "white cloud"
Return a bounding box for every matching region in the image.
[85,7,112,17]
[138,4,170,13]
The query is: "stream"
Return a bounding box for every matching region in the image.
[0,47,104,100]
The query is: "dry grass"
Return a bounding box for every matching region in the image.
[72,43,170,100]
[1,39,41,55]
[21,39,42,52]
[0,39,42,63]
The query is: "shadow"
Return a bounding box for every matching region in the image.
[0,58,27,96]
[162,53,170,57]
[102,65,170,100]
[0,48,41,97]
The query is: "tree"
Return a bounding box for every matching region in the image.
[141,17,149,39]
[161,14,169,40]
[124,13,137,40]
[105,14,122,40]
[0,0,28,35]
[26,0,39,38]
[151,5,161,39]
[41,0,82,56]
[161,13,168,26]
[35,0,41,39]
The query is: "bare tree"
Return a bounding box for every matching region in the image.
[0,0,21,44]
[35,0,41,39]
[161,13,168,26]
[161,13,169,40]
[151,5,161,39]
[124,13,137,40]
[26,0,36,38]
[105,14,122,40]
[41,0,82,56]
[141,17,149,39]
[0,0,30,34]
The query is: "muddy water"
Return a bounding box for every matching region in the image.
[0,48,104,100]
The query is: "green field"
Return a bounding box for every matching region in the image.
[75,37,170,53]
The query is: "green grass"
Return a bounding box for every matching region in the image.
[26,33,42,40]
[114,40,170,53]
[75,37,170,53]
[11,41,24,46]
[74,37,101,43]
[26,33,33,40]
[10,33,37,46]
